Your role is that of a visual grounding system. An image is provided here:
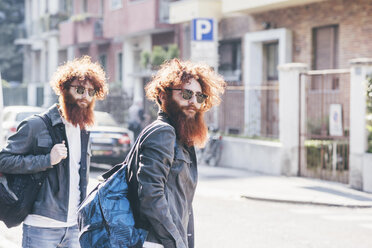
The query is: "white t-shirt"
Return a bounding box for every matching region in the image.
[24,118,82,227]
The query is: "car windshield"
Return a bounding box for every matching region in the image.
[94,112,118,127]
[15,112,41,121]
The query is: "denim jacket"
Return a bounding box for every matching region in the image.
[0,104,90,222]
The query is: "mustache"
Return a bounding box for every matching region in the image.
[77,99,89,105]
[182,105,198,112]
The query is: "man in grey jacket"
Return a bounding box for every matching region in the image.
[132,59,225,248]
[0,56,108,248]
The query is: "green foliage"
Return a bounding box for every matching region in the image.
[305,139,348,170]
[151,46,167,67]
[0,0,24,83]
[367,125,372,153]
[140,44,180,69]
[140,51,150,69]
[307,117,329,135]
[166,44,179,60]
[2,79,10,88]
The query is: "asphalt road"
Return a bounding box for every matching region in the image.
[1,165,372,248]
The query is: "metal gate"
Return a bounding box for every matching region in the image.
[299,69,350,183]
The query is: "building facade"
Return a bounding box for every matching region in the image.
[18,0,180,115]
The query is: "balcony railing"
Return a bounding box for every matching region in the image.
[27,12,69,37]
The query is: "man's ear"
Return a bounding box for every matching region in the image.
[159,91,166,104]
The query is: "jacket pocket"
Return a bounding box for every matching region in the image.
[36,137,52,154]
[170,146,192,183]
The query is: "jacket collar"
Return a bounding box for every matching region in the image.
[157,110,173,127]
[45,104,64,127]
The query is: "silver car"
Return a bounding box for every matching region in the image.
[1,105,46,145]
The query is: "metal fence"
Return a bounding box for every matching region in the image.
[217,86,245,134]
[213,82,279,139]
[299,69,350,183]
[244,82,279,139]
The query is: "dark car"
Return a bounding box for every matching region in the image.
[90,111,134,165]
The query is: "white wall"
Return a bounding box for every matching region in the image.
[220,137,282,175]
[349,58,372,190]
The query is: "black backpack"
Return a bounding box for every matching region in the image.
[0,114,57,228]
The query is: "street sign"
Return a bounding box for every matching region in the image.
[190,18,218,69]
[329,104,343,136]
[192,18,214,41]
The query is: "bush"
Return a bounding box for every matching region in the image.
[140,44,180,69]
[305,139,348,171]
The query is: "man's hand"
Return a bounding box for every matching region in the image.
[50,140,67,165]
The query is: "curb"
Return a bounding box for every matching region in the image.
[241,195,372,208]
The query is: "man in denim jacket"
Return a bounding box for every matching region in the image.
[132,59,225,248]
[0,56,108,248]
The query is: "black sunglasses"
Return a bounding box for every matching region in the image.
[70,85,97,97]
[169,88,208,104]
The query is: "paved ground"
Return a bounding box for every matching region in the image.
[1,164,371,247]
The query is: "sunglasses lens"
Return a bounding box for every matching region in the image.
[181,89,193,100]
[195,93,207,103]
[76,86,85,94]
[88,89,96,97]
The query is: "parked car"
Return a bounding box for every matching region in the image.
[90,111,134,165]
[1,105,46,145]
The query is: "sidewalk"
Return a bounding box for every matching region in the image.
[1,165,372,247]
[197,165,372,208]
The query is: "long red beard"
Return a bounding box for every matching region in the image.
[163,96,208,148]
[60,91,95,130]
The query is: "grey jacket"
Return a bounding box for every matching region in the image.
[0,104,90,222]
[132,112,197,248]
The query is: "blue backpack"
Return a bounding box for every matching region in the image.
[78,135,148,248]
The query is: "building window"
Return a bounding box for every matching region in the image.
[311,25,339,90]
[117,52,123,82]
[79,48,89,56]
[82,0,88,13]
[99,54,107,72]
[60,0,73,15]
[100,0,104,16]
[264,42,279,81]
[111,0,122,10]
[312,25,338,70]
[218,39,241,85]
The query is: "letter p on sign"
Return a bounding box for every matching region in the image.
[192,18,213,41]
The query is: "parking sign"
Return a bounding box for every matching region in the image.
[192,18,214,41]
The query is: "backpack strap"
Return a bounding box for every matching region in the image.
[34,114,58,181]
[37,114,58,145]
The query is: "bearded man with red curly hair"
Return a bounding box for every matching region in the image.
[126,59,225,248]
[0,56,108,248]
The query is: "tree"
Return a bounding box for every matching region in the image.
[0,0,24,83]
[140,44,180,70]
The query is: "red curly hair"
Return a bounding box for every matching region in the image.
[50,55,108,100]
[145,59,226,112]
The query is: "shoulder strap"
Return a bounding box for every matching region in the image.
[37,114,58,145]
[29,114,57,181]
